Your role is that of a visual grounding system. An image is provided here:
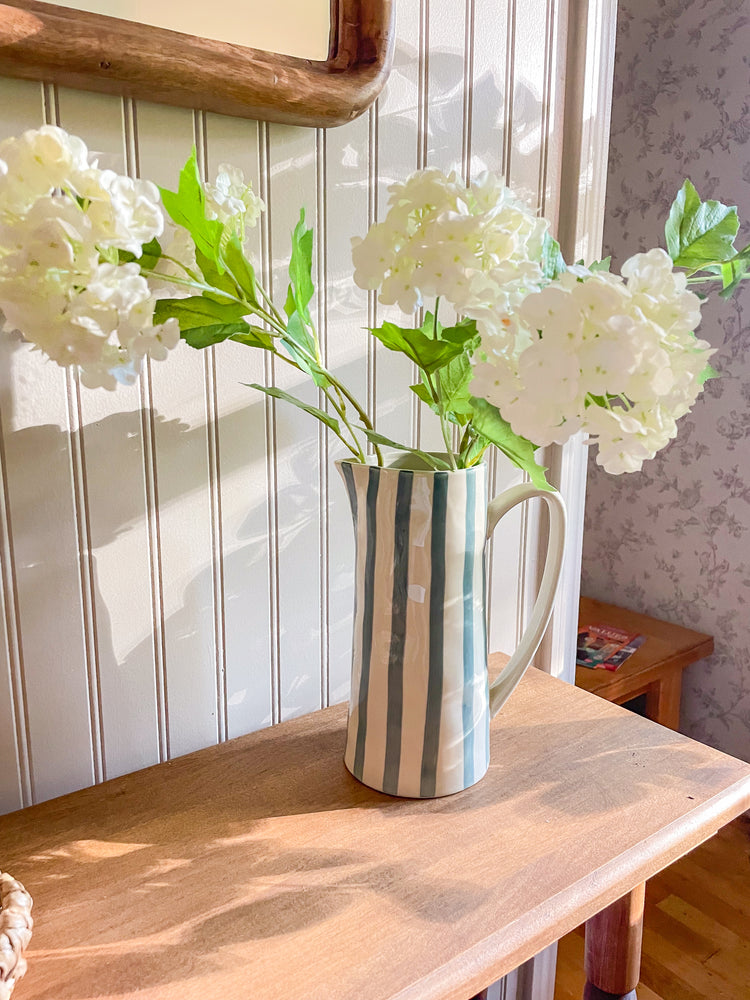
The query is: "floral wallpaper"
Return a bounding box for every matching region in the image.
[582,0,750,760]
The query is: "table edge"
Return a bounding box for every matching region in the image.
[393,773,750,1000]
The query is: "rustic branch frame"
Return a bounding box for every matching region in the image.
[0,0,394,127]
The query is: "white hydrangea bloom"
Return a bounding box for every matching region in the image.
[205,164,264,234]
[74,170,164,255]
[126,317,181,361]
[78,344,142,391]
[0,194,99,280]
[470,248,712,473]
[352,167,547,322]
[0,125,89,215]
[0,126,179,390]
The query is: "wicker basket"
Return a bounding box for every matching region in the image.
[0,874,33,999]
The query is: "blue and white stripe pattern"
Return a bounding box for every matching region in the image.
[338,460,491,798]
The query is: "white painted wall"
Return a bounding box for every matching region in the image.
[0,4,621,997]
[0,0,606,822]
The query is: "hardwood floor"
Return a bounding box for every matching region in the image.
[554,815,750,1000]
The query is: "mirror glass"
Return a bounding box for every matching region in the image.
[41,0,331,60]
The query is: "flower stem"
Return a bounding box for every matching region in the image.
[322,386,367,463]
[429,297,458,470]
[149,261,378,463]
[328,377,383,464]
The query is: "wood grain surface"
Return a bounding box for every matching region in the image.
[576,598,714,711]
[0,0,395,126]
[1,661,749,1000]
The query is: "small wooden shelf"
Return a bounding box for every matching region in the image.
[577,597,714,730]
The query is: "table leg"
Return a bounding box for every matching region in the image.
[645,672,681,730]
[583,883,645,1000]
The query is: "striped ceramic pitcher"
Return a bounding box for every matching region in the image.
[338,456,566,798]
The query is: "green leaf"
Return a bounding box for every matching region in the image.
[153,295,248,329]
[279,210,321,377]
[195,247,237,297]
[285,209,314,323]
[719,260,750,298]
[181,322,251,349]
[541,233,567,280]
[698,363,719,385]
[279,312,326,387]
[230,327,276,350]
[371,321,465,373]
[439,319,481,353]
[468,397,552,490]
[246,383,341,435]
[717,243,750,299]
[281,345,330,389]
[361,430,452,471]
[589,256,612,273]
[99,244,118,265]
[223,234,258,305]
[412,352,476,426]
[159,149,225,268]
[665,179,739,269]
[410,382,434,407]
[118,237,162,271]
[439,353,474,414]
[461,433,491,467]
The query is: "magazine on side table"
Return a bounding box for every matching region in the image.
[576,623,647,672]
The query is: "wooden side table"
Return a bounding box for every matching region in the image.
[1,661,748,1000]
[577,597,714,730]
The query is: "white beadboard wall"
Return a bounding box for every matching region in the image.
[0,0,594,818]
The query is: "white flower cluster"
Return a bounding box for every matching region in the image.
[152,163,264,286]
[205,163,264,234]
[352,168,547,331]
[0,126,179,389]
[471,248,712,474]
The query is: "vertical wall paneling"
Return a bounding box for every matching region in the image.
[193,110,229,743]
[0,81,44,812]
[371,0,420,446]
[469,0,508,175]
[0,79,97,806]
[256,122,282,724]
[316,127,330,708]
[134,103,219,760]
[537,0,617,689]
[322,112,371,704]
[512,0,558,652]
[427,0,468,171]
[55,87,165,781]
[203,113,275,739]
[487,0,543,659]
[0,404,25,811]
[1,354,96,805]
[420,0,469,455]
[484,0,518,655]
[558,0,617,265]
[267,123,324,721]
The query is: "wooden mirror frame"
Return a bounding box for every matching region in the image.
[0,0,394,127]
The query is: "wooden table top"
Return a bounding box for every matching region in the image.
[576,597,714,703]
[2,662,750,1000]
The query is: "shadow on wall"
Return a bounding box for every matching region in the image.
[383,40,550,195]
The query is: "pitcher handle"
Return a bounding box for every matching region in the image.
[486,484,567,717]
